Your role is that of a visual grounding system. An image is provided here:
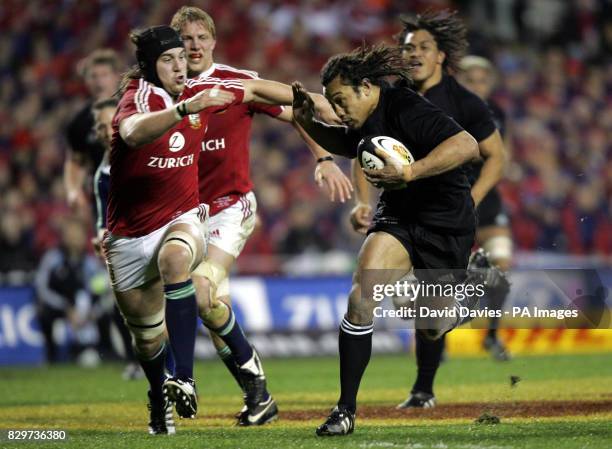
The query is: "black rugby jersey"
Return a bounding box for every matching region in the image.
[66,103,106,172]
[347,84,475,234]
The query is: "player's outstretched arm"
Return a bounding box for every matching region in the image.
[275,107,352,202]
[364,131,478,184]
[242,79,339,124]
[120,89,235,147]
[470,129,506,206]
[291,82,355,158]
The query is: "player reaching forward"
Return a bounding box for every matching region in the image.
[292,44,481,436]
[170,6,352,425]
[105,25,310,434]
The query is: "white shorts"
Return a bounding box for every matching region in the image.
[104,208,205,292]
[206,191,257,258]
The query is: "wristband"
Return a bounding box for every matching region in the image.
[176,101,189,117]
[316,156,334,164]
[173,105,182,121]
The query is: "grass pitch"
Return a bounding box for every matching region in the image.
[1,352,611,449]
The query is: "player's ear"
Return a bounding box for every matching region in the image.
[210,38,217,51]
[361,78,372,96]
[437,50,446,66]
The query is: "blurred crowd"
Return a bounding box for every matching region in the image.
[0,0,610,281]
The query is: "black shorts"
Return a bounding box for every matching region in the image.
[369,220,474,282]
[477,189,509,228]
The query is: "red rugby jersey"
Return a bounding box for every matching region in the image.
[194,64,283,215]
[107,77,244,237]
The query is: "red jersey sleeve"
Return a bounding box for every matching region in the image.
[115,79,167,124]
[249,102,284,117]
[184,78,245,114]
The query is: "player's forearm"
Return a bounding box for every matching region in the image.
[120,107,182,148]
[243,79,293,105]
[297,118,355,158]
[352,160,370,204]
[63,158,86,194]
[471,131,506,206]
[471,152,504,206]
[406,131,478,181]
[291,118,334,160]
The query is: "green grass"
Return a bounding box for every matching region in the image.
[1,353,611,448]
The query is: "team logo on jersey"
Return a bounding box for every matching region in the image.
[188,113,202,129]
[169,131,185,152]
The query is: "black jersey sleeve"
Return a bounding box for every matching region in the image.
[393,90,464,156]
[459,89,496,142]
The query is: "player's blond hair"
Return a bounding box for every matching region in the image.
[170,6,216,38]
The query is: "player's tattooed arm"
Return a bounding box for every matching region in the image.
[119,89,234,147]
[470,129,506,207]
[291,81,356,158]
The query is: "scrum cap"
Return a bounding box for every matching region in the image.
[135,26,183,87]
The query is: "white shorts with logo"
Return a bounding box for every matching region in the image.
[104,207,206,292]
[206,191,257,258]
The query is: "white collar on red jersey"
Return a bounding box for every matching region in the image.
[196,63,217,80]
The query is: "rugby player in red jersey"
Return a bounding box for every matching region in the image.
[104,25,324,434]
[170,6,352,426]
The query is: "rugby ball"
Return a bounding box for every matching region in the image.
[357,135,414,189]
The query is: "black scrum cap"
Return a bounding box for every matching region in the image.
[135,26,183,87]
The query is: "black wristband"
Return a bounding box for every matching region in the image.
[177,101,189,117]
[316,156,334,164]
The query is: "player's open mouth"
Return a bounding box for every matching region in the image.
[408,61,422,69]
[189,53,202,60]
[176,75,185,84]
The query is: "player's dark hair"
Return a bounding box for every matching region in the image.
[92,97,119,112]
[396,10,467,73]
[320,43,411,91]
[117,31,148,96]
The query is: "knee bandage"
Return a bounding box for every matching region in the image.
[192,260,228,299]
[123,307,165,340]
[162,230,200,269]
[482,235,513,263]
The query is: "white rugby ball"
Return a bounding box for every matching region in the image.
[357,135,414,189]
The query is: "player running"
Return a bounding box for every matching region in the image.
[458,54,513,361]
[394,11,509,408]
[292,44,481,436]
[170,6,351,426]
[105,25,310,435]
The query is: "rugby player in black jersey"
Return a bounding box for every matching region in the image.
[458,54,513,361]
[292,44,480,436]
[349,11,510,411]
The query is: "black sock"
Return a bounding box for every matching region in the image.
[139,343,167,402]
[164,279,198,379]
[209,306,253,367]
[338,317,373,414]
[487,284,509,339]
[217,345,243,391]
[412,331,445,395]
